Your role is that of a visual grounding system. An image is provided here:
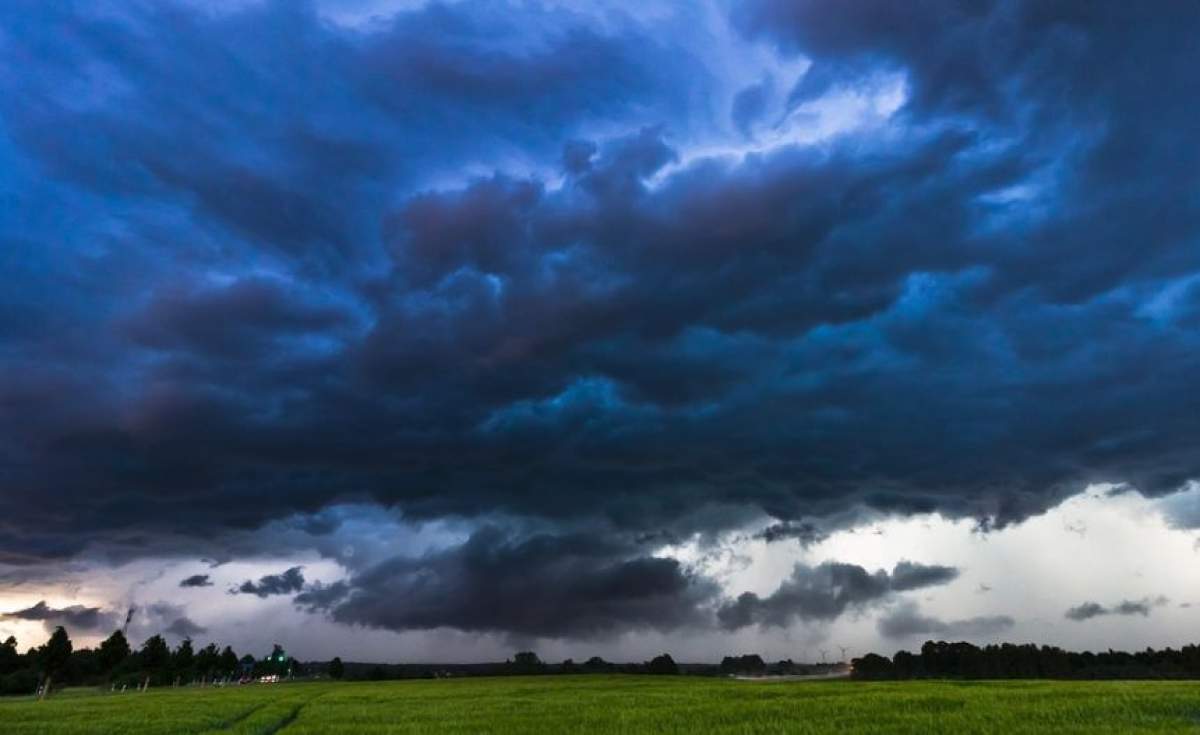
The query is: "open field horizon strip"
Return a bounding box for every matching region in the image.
[2,676,1200,734]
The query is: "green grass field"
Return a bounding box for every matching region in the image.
[2,676,1199,734]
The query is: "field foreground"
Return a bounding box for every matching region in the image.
[3,676,1199,734]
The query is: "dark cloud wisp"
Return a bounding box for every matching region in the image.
[877,602,1014,640]
[0,601,117,633]
[163,616,207,639]
[233,567,306,598]
[890,561,960,592]
[1064,596,1170,622]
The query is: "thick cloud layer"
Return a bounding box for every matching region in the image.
[1,0,1198,643]
[299,527,718,639]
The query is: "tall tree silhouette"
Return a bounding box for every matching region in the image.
[219,646,239,680]
[172,639,195,685]
[139,635,170,691]
[195,643,219,684]
[0,636,20,677]
[38,627,72,700]
[97,629,131,675]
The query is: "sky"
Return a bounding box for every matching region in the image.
[1,0,1199,663]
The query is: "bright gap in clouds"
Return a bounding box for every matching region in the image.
[297,0,904,195]
[663,484,1200,659]
[646,72,909,190]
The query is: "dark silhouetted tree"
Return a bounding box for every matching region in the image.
[646,654,679,675]
[0,636,20,677]
[892,650,922,678]
[38,626,72,699]
[511,651,544,674]
[219,646,239,679]
[329,657,345,680]
[97,630,131,675]
[196,643,219,684]
[850,653,894,679]
[140,635,170,690]
[172,639,195,685]
[583,656,611,673]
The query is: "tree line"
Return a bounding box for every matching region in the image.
[336,651,685,681]
[5,627,809,695]
[501,651,683,676]
[852,640,1200,680]
[0,626,341,697]
[330,652,842,680]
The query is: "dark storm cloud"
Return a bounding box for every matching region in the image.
[878,602,1014,640]
[754,521,828,547]
[1,601,117,633]
[122,277,356,361]
[141,602,205,640]
[179,574,213,588]
[1112,599,1162,617]
[716,561,959,630]
[1064,596,1169,622]
[300,526,718,639]
[1064,602,1106,622]
[163,616,207,639]
[736,0,1200,300]
[890,561,960,592]
[293,581,351,612]
[233,567,306,598]
[0,0,1198,614]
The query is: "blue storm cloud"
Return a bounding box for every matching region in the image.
[1,1,1198,637]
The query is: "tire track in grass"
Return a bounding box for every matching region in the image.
[197,701,294,735]
[254,690,327,735]
[213,702,268,730]
[260,702,303,735]
[196,689,324,735]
